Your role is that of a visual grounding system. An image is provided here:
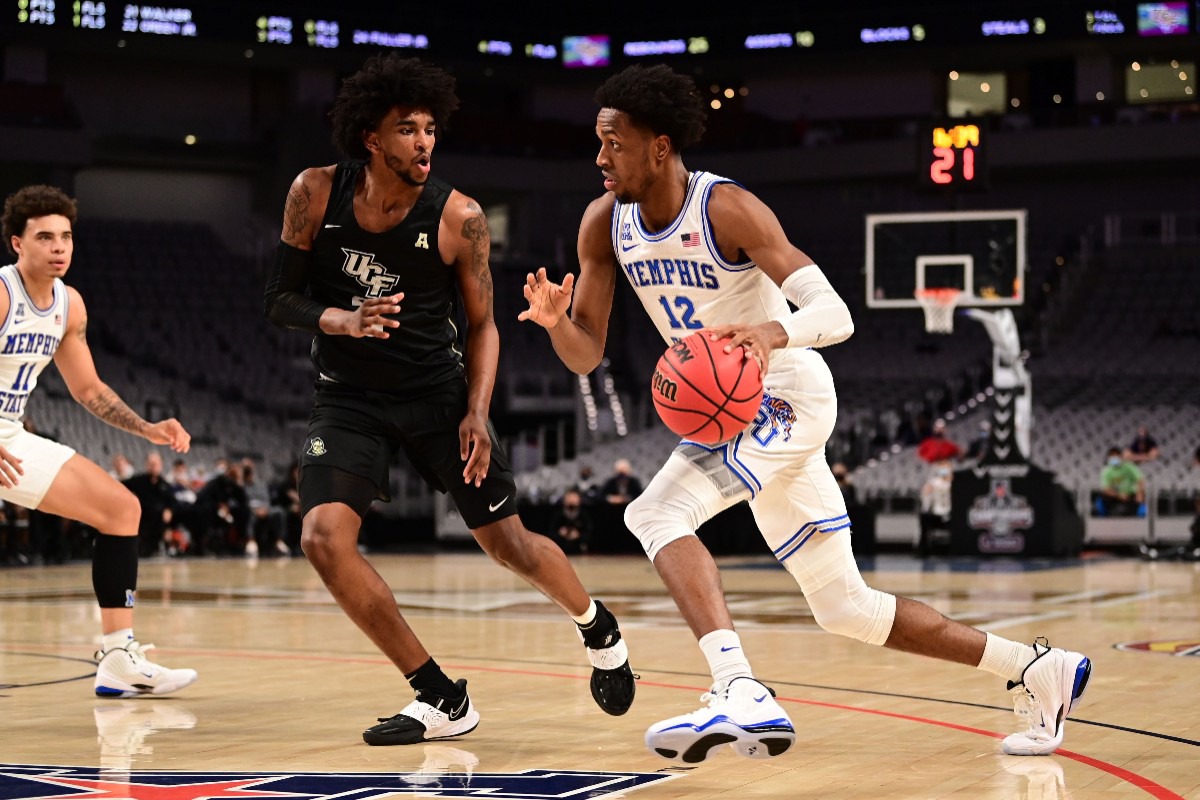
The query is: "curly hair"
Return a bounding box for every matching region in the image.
[330,54,460,160]
[594,64,707,152]
[3,185,77,257]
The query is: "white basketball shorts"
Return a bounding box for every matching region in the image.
[0,420,77,509]
[667,349,850,565]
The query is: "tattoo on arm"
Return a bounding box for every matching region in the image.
[83,387,147,436]
[77,318,87,342]
[282,182,312,245]
[461,202,493,311]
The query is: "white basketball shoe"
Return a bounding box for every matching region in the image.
[1002,638,1092,756]
[645,677,795,764]
[94,641,198,698]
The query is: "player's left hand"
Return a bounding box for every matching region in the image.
[704,322,788,375]
[145,418,191,454]
[459,411,491,487]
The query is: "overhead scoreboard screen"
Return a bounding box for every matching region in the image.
[10,2,1198,66]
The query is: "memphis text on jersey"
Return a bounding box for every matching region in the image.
[0,331,60,416]
[620,258,720,291]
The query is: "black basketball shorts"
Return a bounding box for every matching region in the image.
[299,379,517,529]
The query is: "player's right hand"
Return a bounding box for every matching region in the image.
[0,443,24,488]
[517,268,574,329]
[347,293,404,338]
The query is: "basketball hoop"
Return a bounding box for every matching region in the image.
[915,288,962,334]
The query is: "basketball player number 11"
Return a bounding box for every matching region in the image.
[11,362,33,392]
[658,295,704,330]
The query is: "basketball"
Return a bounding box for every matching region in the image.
[651,331,764,445]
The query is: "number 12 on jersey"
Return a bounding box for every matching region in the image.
[658,294,704,330]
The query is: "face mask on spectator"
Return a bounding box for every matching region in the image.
[1108,456,1121,466]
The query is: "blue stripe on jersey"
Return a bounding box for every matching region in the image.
[773,514,850,562]
[700,178,756,273]
[728,433,762,491]
[610,196,622,254]
[632,171,703,242]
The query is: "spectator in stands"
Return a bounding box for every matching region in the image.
[917,419,963,464]
[576,464,601,506]
[242,458,288,557]
[1125,426,1160,464]
[601,458,643,505]
[965,420,991,461]
[918,460,954,556]
[123,452,176,557]
[546,488,593,555]
[272,461,301,555]
[1097,446,1145,517]
[831,462,857,507]
[164,459,197,557]
[109,453,134,481]
[193,460,249,555]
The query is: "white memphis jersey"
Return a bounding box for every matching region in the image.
[610,170,816,388]
[0,264,69,423]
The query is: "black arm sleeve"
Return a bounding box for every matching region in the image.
[264,241,326,332]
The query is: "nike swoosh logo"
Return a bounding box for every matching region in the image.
[323,224,342,229]
[754,694,768,703]
[620,242,638,252]
[488,496,508,512]
[719,646,740,652]
[447,695,469,721]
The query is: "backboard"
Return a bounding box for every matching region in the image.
[865,210,1026,309]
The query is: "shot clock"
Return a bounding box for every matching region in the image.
[920,120,988,190]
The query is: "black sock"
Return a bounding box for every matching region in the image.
[578,600,619,649]
[404,658,458,698]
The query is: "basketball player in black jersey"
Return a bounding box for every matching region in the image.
[263,54,634,745]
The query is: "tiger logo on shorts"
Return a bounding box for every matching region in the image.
[306,437,327,457]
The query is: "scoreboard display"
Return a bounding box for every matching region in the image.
[920,121,988,191]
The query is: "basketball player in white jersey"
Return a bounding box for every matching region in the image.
[520,65,1091,763]
[1,185,197,697]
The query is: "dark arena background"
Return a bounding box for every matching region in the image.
[1,3,1198,799]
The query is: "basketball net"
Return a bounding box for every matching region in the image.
[915,288,962,334]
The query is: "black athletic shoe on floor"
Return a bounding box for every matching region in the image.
[363,678,480,746]
[579,600,636,716]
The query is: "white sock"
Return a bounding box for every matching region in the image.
[977,632,1038,683]
[102,628,134,653]
[571,599,597,626]
[699,629,753,686]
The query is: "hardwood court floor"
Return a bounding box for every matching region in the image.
[2,551,1198,799]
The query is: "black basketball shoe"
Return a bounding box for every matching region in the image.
[579,600,636,716]
[363,678,479,746]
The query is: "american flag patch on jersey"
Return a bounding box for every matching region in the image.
[681,231,701,247]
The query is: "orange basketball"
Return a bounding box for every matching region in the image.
[651,331,764,445]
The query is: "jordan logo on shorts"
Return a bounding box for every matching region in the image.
[306,437,327,457]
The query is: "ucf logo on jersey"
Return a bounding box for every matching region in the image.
[340,248,399,297]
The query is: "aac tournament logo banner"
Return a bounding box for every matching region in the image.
[0,766,676,800]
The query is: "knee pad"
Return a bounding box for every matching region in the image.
[624,493,697,561]
[805,571,896,645]
[782,531,896,645]
[624,454,735,561]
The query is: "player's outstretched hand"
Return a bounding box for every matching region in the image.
[145,419,191,453]
[0,443,24,488]
[517,268,574,329]
[347,293,404,339]
[458,411,491,487]
[704,322,788,376]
